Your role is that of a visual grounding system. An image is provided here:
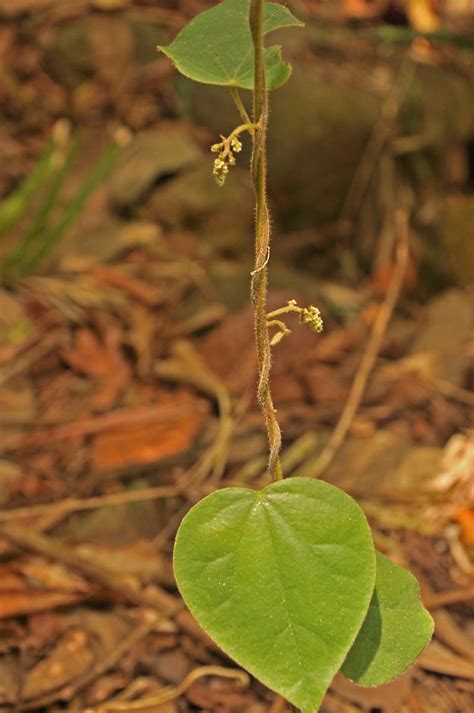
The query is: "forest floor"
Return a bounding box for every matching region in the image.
[0,1,473,712]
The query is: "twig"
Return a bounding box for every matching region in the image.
[155,340,234,483]
[431,378,474,407]
[340,58,414,223]
[12,402,192,445]
[0,331,64,389]
[0,523,177,611]
[86,665,249,712]
[0,484,180,523]
[23,616,158,710]
[407,690,427,713]
[424,586,474,610]
[153,502,190,549]
[281,432,321,475]
[303,209,409,477]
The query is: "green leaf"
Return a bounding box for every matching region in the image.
[174,477,376,713]
[342,551,434,686]
[157,0,303,90]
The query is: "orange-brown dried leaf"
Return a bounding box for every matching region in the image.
[186,680,255,712]
[454,508,474,545]
[90,394,206,470]
[19,558,88,593]
[23,628,95,699]
[61,324,130,410]
[0,559,87,618]
[331,671,413,713]
[91,265,163,307]
[75,540,173,587]
[0,591,84,619]
[370,255,417,297]
[342,0,388,20]
[418,640,474,680]
[406,0,440,32]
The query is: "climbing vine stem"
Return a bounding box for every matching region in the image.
[249,0,282,481]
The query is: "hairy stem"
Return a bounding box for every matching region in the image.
[249,0,282,480]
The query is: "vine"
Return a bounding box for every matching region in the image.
[158,3,433,711]
[249,0,283,480]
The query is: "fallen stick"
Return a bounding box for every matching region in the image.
[300,208,409,477]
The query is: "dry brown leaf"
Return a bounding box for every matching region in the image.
[175,610,220,652]
[125,304,156,378]
[90,0,131,12]
[0,0,54,16]
[455,508,474,545]
[108,126,200,207]
[302,364,348,405]
[0,653,20,705]
[309,326,359,363]
[410,289,473,386]
[0,591,84,620]
[199,292,314,397]
[0,461,23,505]
[86,15,133,87]
[61,323,130,411]
[0,558,87,619]
[75,540,173,586]
[23,628,95,699]
[433,609,474,661]
[91,266,163,307]
[154,649,192,685]
[0,379,35,424]
[331,670,413,712]
[19,558,88,593]
[342,0,388,20]
[418,641,474,680]
[90,393,206,470]
[186,679,255,711]
[435,432,474,500]
[406,0,440,32]
[370,254,418,297]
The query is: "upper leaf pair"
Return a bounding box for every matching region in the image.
[157,0,303,90]
[174,478,433,713]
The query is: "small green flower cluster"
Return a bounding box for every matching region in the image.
[299,305,324,333]
[211,135,243,186]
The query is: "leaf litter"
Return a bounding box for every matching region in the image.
[0,1,473,712]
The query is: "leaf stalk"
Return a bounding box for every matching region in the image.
[229,87,253,126]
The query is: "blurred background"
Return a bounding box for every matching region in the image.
[0,0,473,711]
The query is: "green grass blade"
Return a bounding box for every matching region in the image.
[1,136,81,283]
[18,141,121,278]
[0,141,55,240]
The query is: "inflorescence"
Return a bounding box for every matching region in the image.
[266,299,324,346]
[211,134,243,186]
[299,304,324,334]
[210,123,258,186]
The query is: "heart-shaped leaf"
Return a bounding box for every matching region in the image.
[157,0,303,90]
[342,551,434,686]
[174,477,376,713]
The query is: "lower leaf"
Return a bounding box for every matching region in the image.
[341,551,434,686]
[174,477,376,713]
